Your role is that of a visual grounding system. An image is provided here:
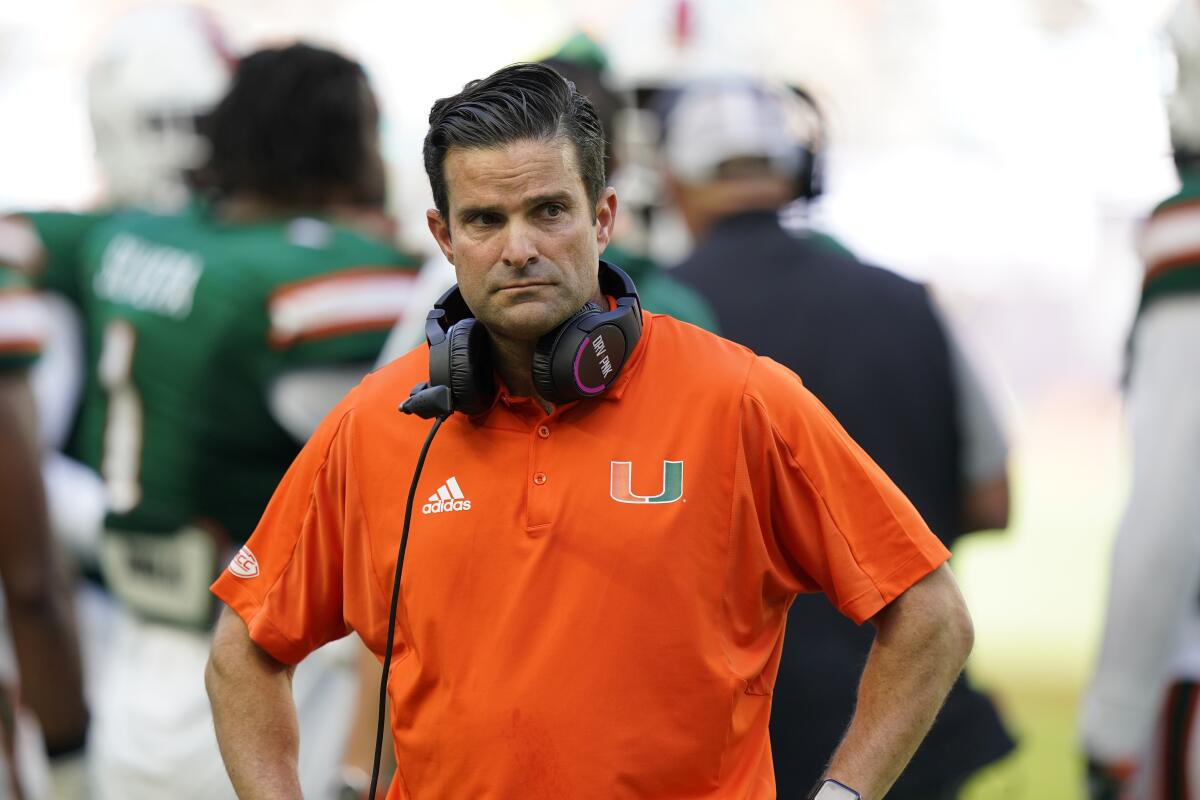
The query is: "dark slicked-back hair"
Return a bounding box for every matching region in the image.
[423,63,607,223]
[196,43,384,208]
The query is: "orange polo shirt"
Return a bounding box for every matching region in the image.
[212,311,949,799]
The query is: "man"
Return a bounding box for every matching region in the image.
[1081,1,1200,796]
[207,63,973,800]
[662,77,1014,799]
[0,275,89,798]
[1,43,420,798]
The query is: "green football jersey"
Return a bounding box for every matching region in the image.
[13,207,420,542]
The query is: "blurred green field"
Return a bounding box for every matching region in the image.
[961,687,1083,800]
[950,387,1129,800]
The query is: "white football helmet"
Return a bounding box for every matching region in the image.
[86,3,234,211]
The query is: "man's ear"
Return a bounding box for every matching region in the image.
[594,186,618,254]
[426,209,455,265]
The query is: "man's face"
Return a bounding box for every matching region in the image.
[427,137,616,343]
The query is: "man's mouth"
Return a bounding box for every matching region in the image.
[497,281,553,291]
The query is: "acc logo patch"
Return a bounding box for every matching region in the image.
[229,545,260,578]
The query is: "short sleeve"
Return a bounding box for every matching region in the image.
[211,397,375,664]
[265,264,420,370]
[738,356,950,624]
[0,268,45,372]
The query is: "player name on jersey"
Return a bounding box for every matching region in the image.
[93,232,204,320]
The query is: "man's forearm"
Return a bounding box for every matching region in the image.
[821,564,974,800]
[206,607,302,799]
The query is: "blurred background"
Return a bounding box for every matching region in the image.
[0,0,1183,796]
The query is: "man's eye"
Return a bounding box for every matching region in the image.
[470,213,501,226]
[542,204,564,218]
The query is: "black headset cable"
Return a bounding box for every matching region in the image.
[369,412,447,800]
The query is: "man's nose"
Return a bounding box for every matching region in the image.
[500,223,538,268]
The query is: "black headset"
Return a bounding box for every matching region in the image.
[788,84,826,202]
[422,260,643,415]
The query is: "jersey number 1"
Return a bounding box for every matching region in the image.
[99,319,142,514]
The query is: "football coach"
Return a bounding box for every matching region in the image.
[205,63,974,800]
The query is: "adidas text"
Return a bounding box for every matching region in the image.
[422,498,472,514]
[422,476,472,514]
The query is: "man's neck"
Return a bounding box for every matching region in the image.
[489,337,546,411]
[217,195,299,223]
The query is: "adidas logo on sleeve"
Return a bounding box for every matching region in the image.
[422,476,472,514]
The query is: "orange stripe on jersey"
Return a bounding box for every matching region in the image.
[268,315,400,349]
[1145,251,1200,284]
[269,265,412,303]
[1142,202,1200,280]
[1154,197,1200,219]
[267,268,414,346]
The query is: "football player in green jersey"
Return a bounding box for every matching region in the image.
[1,42,420,800]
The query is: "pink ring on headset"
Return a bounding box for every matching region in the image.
[572,336,607,394]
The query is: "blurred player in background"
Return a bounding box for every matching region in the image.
[0,277,89,799]
[16,4,237,709]
[0,6,230,795]
[1081,1,1200,797]
[35,1,234,531]
[0,41,420,798]
[662,77,1015,799]
[0,6,231,795]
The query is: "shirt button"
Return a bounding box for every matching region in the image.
[537,425,551,439]
[533,472,547,486]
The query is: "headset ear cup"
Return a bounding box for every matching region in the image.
[446,318,495,415]
[532,303,601,403]
[531,332,559,401]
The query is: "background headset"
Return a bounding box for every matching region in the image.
[370,260,643,798]
[787,83,826,203]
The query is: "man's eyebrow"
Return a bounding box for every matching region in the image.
[525,192,574,208]
[456,192,575,222]
[456,204,502,222]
